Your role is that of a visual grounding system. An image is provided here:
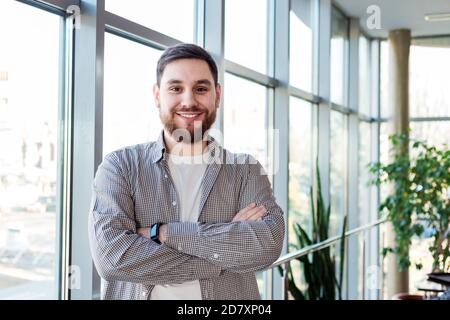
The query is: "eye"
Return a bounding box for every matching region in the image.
[195,86,209,93]
[169,86,182,93]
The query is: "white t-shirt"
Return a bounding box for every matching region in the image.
[150,152,208,300]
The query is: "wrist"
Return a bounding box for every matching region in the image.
[158,224,167,244]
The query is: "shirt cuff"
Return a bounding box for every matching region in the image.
[165,222,201,254]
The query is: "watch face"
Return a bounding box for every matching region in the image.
[150,224,158,239]
[150,224,156,239]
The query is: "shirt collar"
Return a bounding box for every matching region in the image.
[151,130,222,164]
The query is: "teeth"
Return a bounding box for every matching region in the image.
[177,113,201,118]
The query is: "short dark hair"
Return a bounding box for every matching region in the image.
[156,43,218,86]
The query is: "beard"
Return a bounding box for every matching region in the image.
[159,105,217,144]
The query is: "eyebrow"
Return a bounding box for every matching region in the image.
[165,79,213,86]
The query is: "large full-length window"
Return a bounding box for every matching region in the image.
[0,1,62,299]
[408,38,450,291]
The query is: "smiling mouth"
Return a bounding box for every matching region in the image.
[175,112,204,120]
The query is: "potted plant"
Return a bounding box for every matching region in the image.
[368,133,450,273]
[279,164,347,300]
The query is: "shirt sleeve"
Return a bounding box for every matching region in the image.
[164,156,285,273]
[88,152,222,285]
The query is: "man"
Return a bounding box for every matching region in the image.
[88,43,285,300]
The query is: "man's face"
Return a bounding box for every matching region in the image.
[153,58,221,143]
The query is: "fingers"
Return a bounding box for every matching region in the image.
[232,202,256,222]
[238,202,257,216]
[233,203,267,222]
[245,206,267,221]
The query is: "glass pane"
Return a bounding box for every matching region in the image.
[358,121,372,226]
[105,0,195,43]
[330,7,349,106]
[290,0,314,92]
[256,271,265,299]
[380,41,389,118]
[288,97,313,249]
[0,1,60,299]
[225,0,268,74]
[379,122,391,204]
[410,121,450,147]
[329,111,347,237]
[223,73,267,168]
[410,38,450,117]
[359,35,371,116]
[103,33,163,156]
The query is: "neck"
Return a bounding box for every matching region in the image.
[163,130,207,156]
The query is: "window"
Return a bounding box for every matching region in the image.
[225,0,269,74]
[329,111,347,237]
[0,1,61,299]
[288,97,313,244]
[223,72,269,299]
[330,7,349,106]
[223,73,268,167]
[359,35,371,116]
[290,0,315,92]
[103,33,163,156]
[105,0,196,43]
[410,38,450,118]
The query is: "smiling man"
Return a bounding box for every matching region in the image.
[88,43,285,300]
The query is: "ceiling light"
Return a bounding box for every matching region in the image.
[424,13,450,22]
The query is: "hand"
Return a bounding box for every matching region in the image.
[232,203,267,222]
[137,227,150,238]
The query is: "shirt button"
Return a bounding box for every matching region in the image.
[172,201,177,206]
[164,174,168,178]
[213,253,219,259]
[142,291,147,296]
[178,245,183,251]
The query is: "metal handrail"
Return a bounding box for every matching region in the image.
[270,218,387,269]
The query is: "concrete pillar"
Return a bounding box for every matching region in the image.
[386,29,410,298]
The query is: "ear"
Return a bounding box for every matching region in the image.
[153,83,160,108]
[215,83,221,109]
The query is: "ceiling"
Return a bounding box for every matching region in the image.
[334,0,450,38]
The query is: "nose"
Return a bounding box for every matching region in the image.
[180,90,198,109]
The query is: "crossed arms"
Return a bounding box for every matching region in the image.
[88,153,285,286]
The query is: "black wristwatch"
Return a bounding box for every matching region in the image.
[150,223,162,244]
